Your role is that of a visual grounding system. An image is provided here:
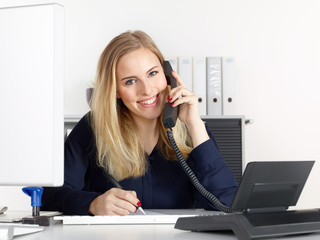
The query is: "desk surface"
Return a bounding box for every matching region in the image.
[8,210,320,240]
[15,223,320,240]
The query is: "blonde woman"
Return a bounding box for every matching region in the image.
[42,30,237,216]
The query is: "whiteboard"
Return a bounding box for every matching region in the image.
[0,4,64,186]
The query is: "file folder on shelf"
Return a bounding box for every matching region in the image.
[193,57,207,116]
[222,57,236,115]
[206,57,222,115]
[178,56,193,91]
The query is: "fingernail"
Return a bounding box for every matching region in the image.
[170,103,174,107]
[137,201,142,207]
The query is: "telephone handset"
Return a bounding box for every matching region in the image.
[162,61,234,213]
[162,61,179,129]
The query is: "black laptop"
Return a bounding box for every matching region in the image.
[175,161,320,240]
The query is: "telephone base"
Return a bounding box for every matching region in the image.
[175,209,320,240]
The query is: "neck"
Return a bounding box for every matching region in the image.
[133,117,159,155]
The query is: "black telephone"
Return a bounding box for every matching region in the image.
[162,61,179,129]
[161,61,234,213]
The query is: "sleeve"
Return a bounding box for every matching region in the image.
[41,114,100,215]
[187,125,238,210]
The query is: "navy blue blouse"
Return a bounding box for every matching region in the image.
[42,113,237,215]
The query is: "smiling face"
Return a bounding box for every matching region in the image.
[116,47,167,124]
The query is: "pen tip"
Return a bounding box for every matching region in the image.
[139,207,146,215]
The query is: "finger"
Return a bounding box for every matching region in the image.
[113,189,140,210]
[109,203,131,216]
[115,189,138,203]
[171,70,186,87]
[112,198,137,215]
[105,189,137,214]
[168,87,193,103]
[170,95,195,107]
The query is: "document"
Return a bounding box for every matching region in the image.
[54,210,201,225]
[0,223,44,239]
[0,211,60,223]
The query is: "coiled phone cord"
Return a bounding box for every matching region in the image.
[166,129,235,213]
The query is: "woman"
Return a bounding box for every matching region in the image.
[42,30,237,216]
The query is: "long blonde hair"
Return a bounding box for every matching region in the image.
[90,30,192,180]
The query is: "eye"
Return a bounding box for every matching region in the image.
[125,79,136,85]
[149,71,158,77]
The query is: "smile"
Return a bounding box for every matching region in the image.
[138,95,159,106]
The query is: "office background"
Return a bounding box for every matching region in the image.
[0,0,319,211]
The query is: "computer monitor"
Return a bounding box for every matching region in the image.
[0,4,64,186]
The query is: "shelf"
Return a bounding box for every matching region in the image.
[64,114,82,123]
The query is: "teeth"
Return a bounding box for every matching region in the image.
[140,96,157,105]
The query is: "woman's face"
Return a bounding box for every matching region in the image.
[116,47,167,123]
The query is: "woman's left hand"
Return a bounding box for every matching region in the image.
[167,71,201,127]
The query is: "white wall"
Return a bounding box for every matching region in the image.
[1,0,319,210]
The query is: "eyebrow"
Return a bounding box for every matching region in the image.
[120,65,159,81]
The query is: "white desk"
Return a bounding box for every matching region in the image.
[4,210,320,240]
[12,222,320,240]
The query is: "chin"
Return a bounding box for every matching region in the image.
[147,109,163,121]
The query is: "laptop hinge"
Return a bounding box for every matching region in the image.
[245,206,287,213]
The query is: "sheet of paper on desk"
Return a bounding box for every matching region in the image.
[54,210,197,225]
[0,223,44,240]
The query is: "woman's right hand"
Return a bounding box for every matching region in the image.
[88,188,140,216]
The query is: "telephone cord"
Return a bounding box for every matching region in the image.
[166,129,236,213]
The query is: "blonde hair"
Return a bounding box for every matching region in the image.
[90,30,192,180]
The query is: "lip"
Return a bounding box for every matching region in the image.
[137,94,159,108]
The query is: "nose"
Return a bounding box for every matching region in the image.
[139,80,152,95]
